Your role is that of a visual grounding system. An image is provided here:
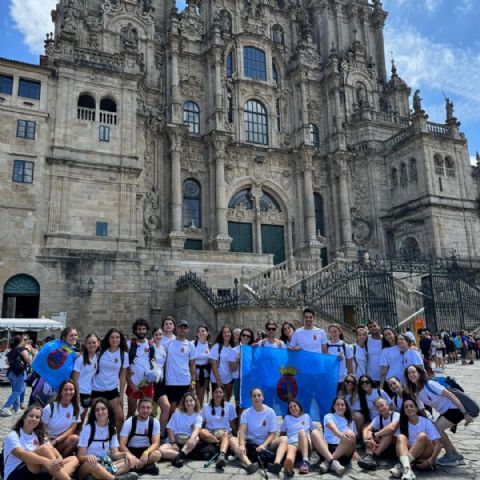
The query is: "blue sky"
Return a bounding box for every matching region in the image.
[0,0,478,159]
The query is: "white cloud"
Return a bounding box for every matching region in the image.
[383,0,443,12]
[424,0,442,12]
[9,0,57,55]
[455,0,473,13]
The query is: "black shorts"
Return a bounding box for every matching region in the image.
[91,388,119,401]
[164,385,190,404]
[211,380,234,391]
[7,463,50,480]
[80,393,92,409]
[327,443,352,465]
[379,442,397,460]
[154,381,167,402]
[128,447,149,458]
[440,408,464,425]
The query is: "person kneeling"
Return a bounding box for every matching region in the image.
[2,404,78,480]
[359,397,399,470]
[77,398,138,480]
[119,398,161,475]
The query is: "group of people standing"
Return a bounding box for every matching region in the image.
[0,309,474,480]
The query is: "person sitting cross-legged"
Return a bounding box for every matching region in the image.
[119,397,162,475]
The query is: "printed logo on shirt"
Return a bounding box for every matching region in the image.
[301,420,305,425]
[144,428,149,434]
[94,363,97,369]
[191,423,195,432]
[114,357,119,363]
[181,348,185,353]
[313,335,317,340]
[33,439,38,446]
[144,348,149,353]
[205,349,208,354]
[262,420,267,427]
[66,412,71,419]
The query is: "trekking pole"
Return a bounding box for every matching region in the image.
[203,452,219,468]
[256,451,269,480]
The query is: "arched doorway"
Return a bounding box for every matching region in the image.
[399,237,421,260]
[2,274,40,318]
[227,187,286,264]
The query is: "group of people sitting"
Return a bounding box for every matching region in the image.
[0,310,473,480]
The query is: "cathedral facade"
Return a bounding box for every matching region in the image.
[0,0,478,332]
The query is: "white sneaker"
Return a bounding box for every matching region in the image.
[0,406,13,417]
[389,463,403,479]
[319,460,330,474]
[330,459,345,477]
[401,467,416,480]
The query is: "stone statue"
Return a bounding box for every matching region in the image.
[297,9,312,41]
[273,24,284,46]
[445,97,454,121]
[357,85,367,108]
[413,89,422,113]
[121,23,138,52]
[219,10,232,35]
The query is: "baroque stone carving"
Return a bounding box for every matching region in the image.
[227,205,255,220]
[179,75,205,97]
[351,207,372,246]
[179,3,205,37]
[219,10,232,36]
[121,23,139,52]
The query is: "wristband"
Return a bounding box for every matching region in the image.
[191,381,196,385]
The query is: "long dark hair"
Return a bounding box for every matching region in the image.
[399,396,426,437]
[214,325,235,348]
[83,332,100,365]
[210,384,226,417]
[280,322,296,344]
[357,374,375,422]
[100,328,128,354]
[9,335,22,349]
[52,378,81,419]
[288,399,305,416]
[194,324,210,347]
[87,398,116,441]
[404,364,427,394]
[240,328,255,345]
[331,396,353,423]
[382,327,398,349]
[13,404,46,444]
[339,374,358,406]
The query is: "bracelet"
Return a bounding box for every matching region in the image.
[191,381,196,385]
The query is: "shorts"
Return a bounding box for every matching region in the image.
[126,383,154,400]
[165,385,190,404]
[80,393,92,409]
[128,447,150,458]
[435,351,444,358]
[153,381,167,402]
[91,388,119,401]
[7,463,50,480]
[440,408,464,425]
[327,443,352,465]
[211,428,229,439]
[211,380,234,391]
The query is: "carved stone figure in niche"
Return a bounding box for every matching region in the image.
[219,10,232,35]
[272,24,284,46]
[121,23,138,52]
[445,97,454,121]
[139,0,153,13]
[413,89,422,114]
[356,84,367,109]
[297,10,312,41]
[61,0,80,36]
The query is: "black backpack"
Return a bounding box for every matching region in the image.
[87,423,113,449]
[6,348,26,375]
[128,339,155,367]
[127,416,154,446]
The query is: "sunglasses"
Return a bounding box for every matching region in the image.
[267,327,277,331]
[344,379,356,385]
[241,333,252,338]
[360,380,372,385]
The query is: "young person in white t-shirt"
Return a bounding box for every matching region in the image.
[390,398,441,480]
[160,316,176,349]
[326,324,354,386]
[357,374,392,427]
[398,334,423,374]
[2,404,78,480]
[199,384,237,468]
[281,400,313,475]
[288,308,328,353]
[338,374,363,433]
[151,327,169,437]
[232,328,255,409]
[230,387,287,475]
[320,396,358,476]
[359,397,400,470]
[254,321,286,349]
[42,379,80,456]
[91,328,130,435]
[77,398,137,480]
[72,333,101,424]
[353,326,368,379]
[280,322,296,347]
[192,324,211,407]
[209,325,236,401]
[119,398,161,476]
[379,327,402,395]
[366,321,383,384]
[159,392,203,468]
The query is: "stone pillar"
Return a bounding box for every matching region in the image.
[251,186,263,255]
[302,149,321,256]
[372,3,388,83]
[167,128,186,248]
[336,154,355,256]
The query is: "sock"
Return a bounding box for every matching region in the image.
[399,455,411,469]
[303,457,309,462]
[408,454,415,463]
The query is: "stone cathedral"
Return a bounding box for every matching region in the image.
[1,0,479,333]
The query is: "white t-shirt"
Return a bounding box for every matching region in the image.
[240,406,278,445]
[380,346,404,382]
[128,339,153,386]
[392,393,426,413]
[353,344,368,379]
[401,349,423,371]
[42,402,80,437]
[371,411,400,431]
[209,344,234,384]
[418,380,457,414]
[202,402,237,432]
[3,429,40,480]
[120,416,161,448]
[74,354,98,395]
[167,411,203,436]
[153,343,167,370]
[78,423,119,458]
[365,389,392,420]
[192,340,210,366]
[395,416,440,445]
[289,327,328,352]
[232,345,241,380]
[281,413,313,444]
[323,413,357,445]
[345,392,361,412]
[91,349,129,392]
[366,337,382,381]
[326,341,353,382]
[161,335,176,349]
[257,338,286,349]
[165,339,197,386]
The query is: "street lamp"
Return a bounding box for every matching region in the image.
[87,277,95,295]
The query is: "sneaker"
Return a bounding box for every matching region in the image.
[116,473,139,480]
[283,458,294,476]
[20,404,25,410]
[246,462,259,475]
[0,407,13,417]
[216,454,227,468]
[358,453,378,470]
[299,460,310,474]
[267,463,282,475]
[436,454,459,467]
[171,451,186,468]
[141,463,159,475]
[319,459,330,474]
[455,454,465,465]
[390,463,403,478]
[330,459,345,477]
[401,467,416,480]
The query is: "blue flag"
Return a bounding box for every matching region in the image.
[240,345,339,421]
[32,339,77,390]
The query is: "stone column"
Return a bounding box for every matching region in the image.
[251,186,263,255]
[168,128,186,248]
[336,154,355,256]
[302,149,321,256]
[372,4,388,83]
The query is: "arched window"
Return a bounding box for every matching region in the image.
[400,237,421,260]
[183,179,201,228]
[314,192,325,236]
[100,97,117,112]
[445,156,455,178]
[309,123,319,147]
[77,93,95,121]
[400,162,408,187]
[2,274,40,318]
[243,46,266,81]
[99,97,117,125]
[228,188,253,209]
[260,191,281,211]
[183,101,200,134]
[391,167,398,188]
[226,52,233,78]
[434,154,444,176]
[409,158,418,182]
[272,63,278,86]
[244,99,268,145]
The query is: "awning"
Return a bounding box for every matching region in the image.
[0,318,63,331]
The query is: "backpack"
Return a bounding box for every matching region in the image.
[327,343,347,357]
[96,349,125,375]
[127,416,154,446]
[87,423,112,449]
[379,412,394,429]
[6,348,26,375]
[432,376,464,392]
[128,339,155,367]
[425,381,479,418]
